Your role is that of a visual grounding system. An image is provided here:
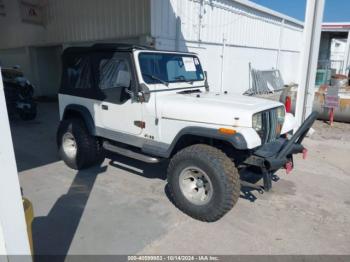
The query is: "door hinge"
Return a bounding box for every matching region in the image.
[134,120,146,129]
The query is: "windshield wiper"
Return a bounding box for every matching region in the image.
[143,73,169,87]
[174,75,194,85]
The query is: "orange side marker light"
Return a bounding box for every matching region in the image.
[218,128,237,135]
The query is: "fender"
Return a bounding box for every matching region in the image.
[62,104,96,135]
[142,126,248,158]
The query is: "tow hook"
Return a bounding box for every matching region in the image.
[302,148,308,160]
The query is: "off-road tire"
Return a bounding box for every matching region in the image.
[167,144,240,222]
[57,118,104,170]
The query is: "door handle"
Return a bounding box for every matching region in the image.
[101,104,108,110]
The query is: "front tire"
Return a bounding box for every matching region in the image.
[57,119,104,170]
[167,144,240,222]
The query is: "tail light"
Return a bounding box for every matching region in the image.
[285,96,291,113]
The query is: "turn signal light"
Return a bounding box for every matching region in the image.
[218,128,237,135]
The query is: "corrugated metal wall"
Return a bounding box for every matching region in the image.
[44,0,150,44]
[151,0,303,94]
[0,0,45,50]
[0,0,151,49]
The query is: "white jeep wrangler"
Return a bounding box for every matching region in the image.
[57,44,317,222]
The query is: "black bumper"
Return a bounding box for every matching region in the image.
[244,112,318,190]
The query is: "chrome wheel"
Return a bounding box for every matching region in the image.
[179,166,213,205]
[62,132,77,159]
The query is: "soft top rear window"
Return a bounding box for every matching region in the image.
[63,54,92,90]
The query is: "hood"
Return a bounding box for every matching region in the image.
[158,91,283,127]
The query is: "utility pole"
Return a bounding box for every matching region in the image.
[295,0,325,126]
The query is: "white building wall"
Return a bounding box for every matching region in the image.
[151,0,303,94]
[330,39,346,60]
[278,50,300,84]
[329,38,347,73]
[281,22,303,51]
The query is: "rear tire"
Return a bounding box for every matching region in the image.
[57,119,104,170]
[167,144,240,222]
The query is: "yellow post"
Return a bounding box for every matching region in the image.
[23,198,34,256]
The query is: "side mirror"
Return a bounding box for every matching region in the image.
[204,71,209,91]
[138,83,151,103]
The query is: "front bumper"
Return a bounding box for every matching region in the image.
[244,112,318,190]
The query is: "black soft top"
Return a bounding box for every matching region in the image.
[62,43,152,56]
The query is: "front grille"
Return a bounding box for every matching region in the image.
[259,107,281,144]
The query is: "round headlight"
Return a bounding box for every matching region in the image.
[276,107,285,124]
[252,113,263,131]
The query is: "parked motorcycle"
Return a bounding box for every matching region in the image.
[1,68,37,120]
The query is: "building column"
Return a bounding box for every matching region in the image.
[0,72,31,259]
[295,0,325,126]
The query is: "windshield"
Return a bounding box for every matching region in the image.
[138,52,204,84]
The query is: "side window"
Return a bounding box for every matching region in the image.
[93,52,133,104]
[66,55,92,89]
[98,55,131,90]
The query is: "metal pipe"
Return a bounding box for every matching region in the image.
[276,18,285,69]
[175,16,181,51]
[220,34,226,93]
[277,112,318,159]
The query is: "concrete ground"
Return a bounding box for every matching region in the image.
[12,102,350,255]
